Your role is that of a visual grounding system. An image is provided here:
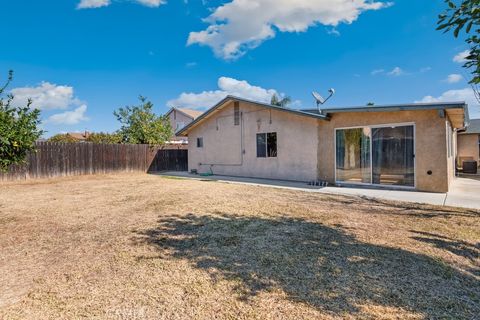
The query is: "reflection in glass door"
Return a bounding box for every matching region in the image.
[372,126,414,187]
[335,128,371,183]
[336,124,415,188]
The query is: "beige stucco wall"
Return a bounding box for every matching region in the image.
[317,110,452,193]
[458,134,479,166]
[168,110,193,140]
[188,101,320,181]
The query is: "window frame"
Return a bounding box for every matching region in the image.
[197,137,203,148]
[334,122,416,190]
[256,132,277,158]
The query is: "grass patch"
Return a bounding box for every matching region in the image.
[0,173,478,319]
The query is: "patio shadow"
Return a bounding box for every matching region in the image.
[134,213,479,319]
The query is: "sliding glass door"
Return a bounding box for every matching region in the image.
[335,128,371,183]
[336,124,415,188]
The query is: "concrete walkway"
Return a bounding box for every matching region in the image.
[156,172,480,210]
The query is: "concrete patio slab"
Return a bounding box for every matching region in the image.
[155,172,480,210]
[444,175,480,209]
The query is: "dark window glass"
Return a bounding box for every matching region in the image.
[256,133,266,157]
[267,132,277,157]
[197,137,203,148]
[372,125,414,187]
[234,102,240,126]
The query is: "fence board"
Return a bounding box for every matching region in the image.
[0,142,188,181]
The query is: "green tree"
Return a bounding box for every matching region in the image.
[86,132,122,144]
[0,71,43,171]
[438,0,480,101]
[48,134,78,143]
[270,94,292,108]
[114,96,172,144]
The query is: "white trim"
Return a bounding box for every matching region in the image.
[334,122,417,189]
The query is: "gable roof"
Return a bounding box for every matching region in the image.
[177,108,204,119]
[461,118,480,134]
[176,96,328,136]
[302,101,469,129]
[166,107,204,120]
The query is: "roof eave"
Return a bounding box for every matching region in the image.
[176,95,328,136]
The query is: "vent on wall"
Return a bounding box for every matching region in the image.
[234,102,240,125]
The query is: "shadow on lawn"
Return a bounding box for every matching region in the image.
[411,230,480,276]
[362,197,480,219]
[134,213,480,319]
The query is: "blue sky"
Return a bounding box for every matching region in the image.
[1,0,478,137]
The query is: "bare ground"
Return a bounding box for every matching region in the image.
[0,173,479,320]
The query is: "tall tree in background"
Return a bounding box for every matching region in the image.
[114,96,172,145]
[0,71,43,171]
[48,134,78,143]
[86,132,122,144]
[271,94,292,108]
[438,0,480,102]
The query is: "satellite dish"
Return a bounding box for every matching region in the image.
[312,91,325,105]
[312,88,335,109]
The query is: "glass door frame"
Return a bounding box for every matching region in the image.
[334,122,416,189]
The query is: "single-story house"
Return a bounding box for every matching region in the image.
[177,96,469,193]
[165,107,204,144]
[457,119,480,167]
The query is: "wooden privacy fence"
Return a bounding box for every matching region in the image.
[148,148,188,172]
[0,142,188,181]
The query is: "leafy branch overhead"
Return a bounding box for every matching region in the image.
[0,71,44,171]
[114,96,172,145]
[271,94,292,108]
[438,0,480,98]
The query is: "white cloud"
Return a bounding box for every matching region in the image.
[187,0,391,59]
[444,74,463,84]
[387,67,405,76]
[136,0,165,7]
[77,0,110,9]
[453,50,469,63]
[416,88,478,108]
[371,69,385,75]
[77,0,164,9]
[11,82,81,110]
[167,77,278,109]
[47,105,89,125]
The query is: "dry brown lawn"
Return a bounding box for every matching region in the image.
[0,173,479,320]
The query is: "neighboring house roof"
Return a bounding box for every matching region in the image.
[166,107,204,120]
[302,101,469,129]
[176,96,329,136]
[177,108,203,119]
[67,132,89,140]
[460,118,480,134]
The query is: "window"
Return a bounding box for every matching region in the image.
[267,132,277,157]
[197,137,203,148]
[256,134,266,157]
[256,132,277,158]
[234,102,240,126]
